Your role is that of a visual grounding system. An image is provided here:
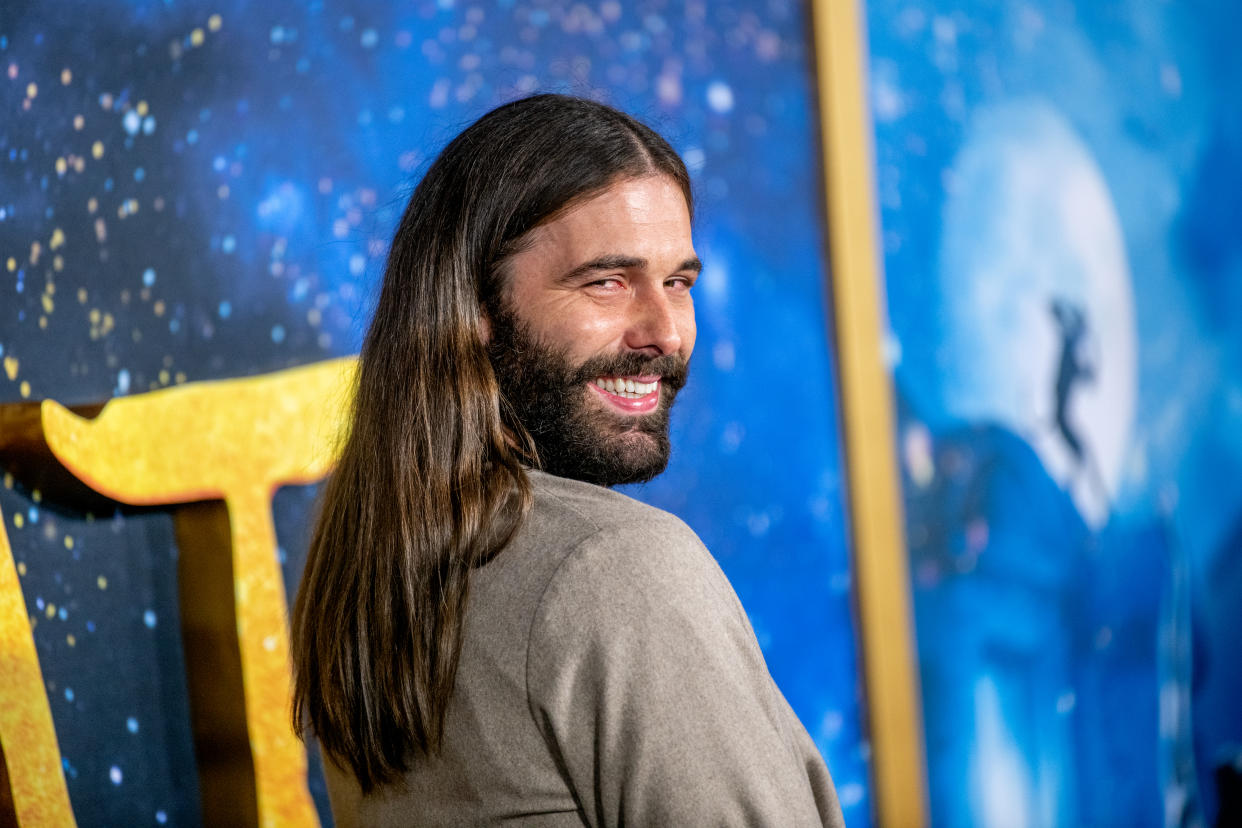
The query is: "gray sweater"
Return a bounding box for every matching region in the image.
[350,471,845,827]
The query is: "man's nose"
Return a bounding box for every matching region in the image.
[624,287,683,357]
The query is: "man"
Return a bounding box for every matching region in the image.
[291,94,845,827]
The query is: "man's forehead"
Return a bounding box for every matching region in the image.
[519,176,695,271]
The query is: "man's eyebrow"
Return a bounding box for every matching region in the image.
[678,257,704,275]
[554,255,646,285]
[554,255,703,285]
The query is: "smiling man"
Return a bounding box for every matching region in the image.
[292,95,845,827]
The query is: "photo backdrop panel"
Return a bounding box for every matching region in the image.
[0,1,869,825]
[865,1,1242,825]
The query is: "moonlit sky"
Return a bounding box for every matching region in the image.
[937,100,1137,529]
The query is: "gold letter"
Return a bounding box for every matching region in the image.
[2,357,354,827]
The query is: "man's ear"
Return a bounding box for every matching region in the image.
[478,306,492,345]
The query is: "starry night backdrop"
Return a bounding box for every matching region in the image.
[866,1,1242,825]
[0,1,869,826]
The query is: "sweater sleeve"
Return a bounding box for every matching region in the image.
[525,517,845,828]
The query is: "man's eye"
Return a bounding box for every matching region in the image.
[588,278,624,289]
[666,277,694,291]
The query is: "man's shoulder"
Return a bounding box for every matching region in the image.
[521,470,735,608]
[510,470,721,600]
[478,470,727,627]
[524,469,698,548]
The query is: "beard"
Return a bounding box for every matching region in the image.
[484,304,688,487]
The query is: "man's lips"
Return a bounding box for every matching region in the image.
[588,376,661,414]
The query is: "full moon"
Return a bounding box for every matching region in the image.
[936,100,1137,528]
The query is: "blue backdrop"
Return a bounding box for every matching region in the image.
[0,1,868,825]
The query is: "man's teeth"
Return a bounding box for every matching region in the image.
[593,377,658,398]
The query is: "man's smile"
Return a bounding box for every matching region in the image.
[589,375,662,414]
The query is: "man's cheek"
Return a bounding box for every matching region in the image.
[678,318,697,358]
[571,313,624,347]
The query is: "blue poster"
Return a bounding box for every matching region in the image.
[866,2,1242,824]
[0,1,868,824]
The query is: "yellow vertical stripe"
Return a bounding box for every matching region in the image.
[0,503,79,827]
[810,1,930,826]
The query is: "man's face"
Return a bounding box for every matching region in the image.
[486,174,699,486]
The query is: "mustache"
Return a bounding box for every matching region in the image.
[568,351,689,392]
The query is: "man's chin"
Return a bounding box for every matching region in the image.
[539,429,670,487]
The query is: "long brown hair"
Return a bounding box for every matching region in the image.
[291,94,691,792]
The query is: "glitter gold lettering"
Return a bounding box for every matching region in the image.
[0,357,356,827]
